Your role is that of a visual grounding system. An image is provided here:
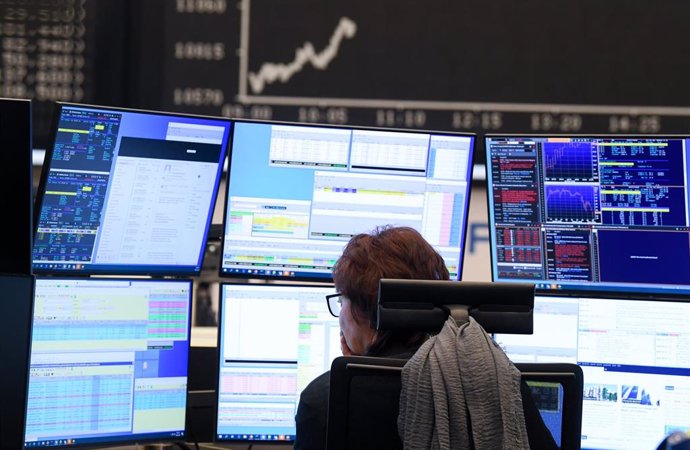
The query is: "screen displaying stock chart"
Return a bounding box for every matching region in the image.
[485,136,690,296]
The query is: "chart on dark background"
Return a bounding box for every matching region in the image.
[543,142,598,182]
[7,0,690,151]
[146,0,690,150]
[545,185,600,223]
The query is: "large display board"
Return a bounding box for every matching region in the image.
[136,0,690,151]
[7,1,690,154]
[0,1,127,149]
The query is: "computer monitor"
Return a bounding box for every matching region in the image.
[485,135,690,297]
[24,278,193,448]
[220,120,475,280]
[494,295,690,450]
[0,98,32,275]
[216,283,340,442]
[32,103,231,275]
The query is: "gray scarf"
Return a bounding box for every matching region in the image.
[398,316,530,450]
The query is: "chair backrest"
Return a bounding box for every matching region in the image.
[327,356,406,450]
[326,356,583,450]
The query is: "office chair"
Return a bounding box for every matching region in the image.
[326,357,583,450]
[326,279,583,450]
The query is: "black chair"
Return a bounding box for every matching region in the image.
[326,356,583,450]
[327,356,406,450]
[326,279,583,449]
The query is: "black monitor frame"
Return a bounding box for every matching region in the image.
[0,97,33,275]
[32,102,231,277]
[484,133,690,300]
[219,118,476,282]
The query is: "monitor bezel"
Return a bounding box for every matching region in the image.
[0,97,33,276]
[24,276,194,450]
[32,102,231,277]
[214,280,335,444]
[219,118,476,282]
[484,133,690,300]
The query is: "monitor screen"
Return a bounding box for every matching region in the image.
[221,121,475,280]
[0,98,32,275]
[485,135,690,296]
[24,278,193,448]
[525,380,564,447]
[216,283,340,442]
[495,295,690,450]
[32,103,231,275]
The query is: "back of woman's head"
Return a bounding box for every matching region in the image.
[333,226,449,328]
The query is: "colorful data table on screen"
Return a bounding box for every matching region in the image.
[221,120,475,281]
[24,278,193,449]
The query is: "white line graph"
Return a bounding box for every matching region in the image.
[247,17,357,94]
[236,0,690,118]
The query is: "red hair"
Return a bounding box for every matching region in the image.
[333,226,450,329]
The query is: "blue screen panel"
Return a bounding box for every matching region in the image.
[24,278,192,448]
[32,104,231,275]
[485,135,690,296]
[221,121,475,280]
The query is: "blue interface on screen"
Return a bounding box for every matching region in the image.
[221,121,475,279]
[485,136,690,296]
[525,381,564,447]
[495,295,690,450]
[24,278,192,448]
[216,283,339,442]
[32,104,231,275]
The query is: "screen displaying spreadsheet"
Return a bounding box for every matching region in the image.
[216,283,340,442]
[221,120,475,280]
[24,278,192,448]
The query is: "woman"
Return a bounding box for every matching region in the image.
[294,226,555,449]
[294,226,449,449]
